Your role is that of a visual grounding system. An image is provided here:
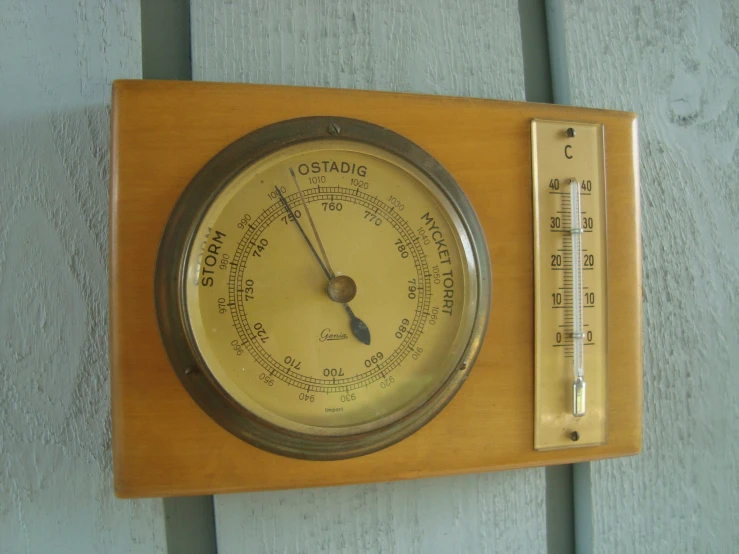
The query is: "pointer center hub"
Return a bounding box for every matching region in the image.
[327,275,357,303]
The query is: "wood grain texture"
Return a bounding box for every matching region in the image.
[0,1,166,553]
[190,4,544,551]
[564,1,739,552]
[190,0,525,99]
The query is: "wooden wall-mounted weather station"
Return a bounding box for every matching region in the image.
[110,81,642,498]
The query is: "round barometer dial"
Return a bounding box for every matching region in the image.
[156,117,491,460]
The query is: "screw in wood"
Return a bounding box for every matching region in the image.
[566,127,576,138]
[570,431,580,441]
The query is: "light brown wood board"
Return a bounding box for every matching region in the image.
[110,80,641,498]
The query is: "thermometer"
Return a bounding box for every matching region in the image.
[532,120,608,450]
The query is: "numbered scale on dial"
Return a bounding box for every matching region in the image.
[155,117,491,460]
[531,120,608,450]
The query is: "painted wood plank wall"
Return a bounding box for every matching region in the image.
[564,1,739,552]
[11,1,735,551]
[190,1,548,552]
[0,1,167,552]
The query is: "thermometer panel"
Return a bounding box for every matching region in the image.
[532,120,608,450]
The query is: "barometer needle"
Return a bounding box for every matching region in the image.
[275,184,371,346]
[344,305,371,346]
[289,167,336,276]
[275,186,330,280]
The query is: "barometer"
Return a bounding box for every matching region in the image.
[110,80,642,497]
[155,117,492,460]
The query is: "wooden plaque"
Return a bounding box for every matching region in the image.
[110,80,641,498]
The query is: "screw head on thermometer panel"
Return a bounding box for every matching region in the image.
[532,120,608,450]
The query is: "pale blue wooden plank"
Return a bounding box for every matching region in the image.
[190,1,547,552]
[191,0,526,100]
[0,1,167,552]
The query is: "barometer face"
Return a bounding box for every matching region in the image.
[155,117,491,460]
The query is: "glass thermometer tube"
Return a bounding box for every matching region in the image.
[570,178,586,417]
